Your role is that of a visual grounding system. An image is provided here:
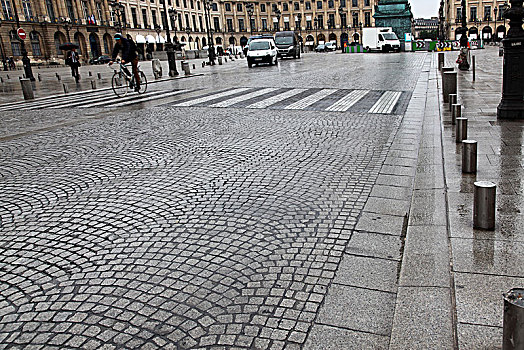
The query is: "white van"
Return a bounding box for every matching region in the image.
[362,27,401,52]
[246,38,278,67]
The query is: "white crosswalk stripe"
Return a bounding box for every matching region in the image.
[284,89,337,110]
[104,90,191,108]
[0,90,109,111]
[246,88,308,109]
[368,91,402,114]
[210,88,278,107]
[173,88,252,107]
[325,90,370,112]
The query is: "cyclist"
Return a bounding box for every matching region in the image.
[109,33,140,91]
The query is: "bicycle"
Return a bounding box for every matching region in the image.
[111,61,148,97]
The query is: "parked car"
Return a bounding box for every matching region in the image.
[246,38,278,68]
[315,44,326,52]
[274,31,301,58]
[89,55,111,65]
[324,42,337,51]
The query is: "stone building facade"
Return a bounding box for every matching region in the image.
[442,0,511,41]
[0,0,379,63]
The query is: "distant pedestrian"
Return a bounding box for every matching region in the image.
[8,57,15,70]
[66,48,81,82]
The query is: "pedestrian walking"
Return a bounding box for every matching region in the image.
[66,48,81,82]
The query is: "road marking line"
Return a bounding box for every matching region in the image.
[284,89,337,110]
[107,90,191,108]
[246,88,308,109]
[210,88,278,107]
[173,88,252,106]
[325,90,370,112]
[368,91,402,114]
[0,90,109,111]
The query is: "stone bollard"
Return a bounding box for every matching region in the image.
[452,104,462,125]
[202,61,205,68]
[503,288,524,350]
[443,71,457,103]
[456,117,468,143]
[193,64,196,70]
[97,72,101,79]
[473,181,496,230]
[91,80,97,89]
[438,52,444,71]
[218,56,223,65]
[182,61,190,75]
[62,83,69,94]
[56,73,61,81]
[37,73,42,81]
[20,78,34,100]
[462,140,477,174]
[442,66,454,73]
[88,71,92,76]
[449,93,457,112]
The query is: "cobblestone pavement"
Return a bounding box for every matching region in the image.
[0,52,427,349]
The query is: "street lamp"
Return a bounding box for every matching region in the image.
[60,17,73,42]
[10,0,34,80]
[274,8,281,31]
[186,27,191,51]
[203,0,216,65]
[457,0,469,70]
[314,17,318,44]
[0,19,8,71]
[502,2,510,37]
[159,1,179,76]
[109,1,125,33]
[296,13,303,52]
[246,3,254,36]
[339,5,345,51]
[497,0,524,119]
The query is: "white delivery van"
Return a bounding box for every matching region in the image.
[362,27,401,52]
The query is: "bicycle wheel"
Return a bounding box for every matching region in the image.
[112,72,129,97]
[137,71,147,94]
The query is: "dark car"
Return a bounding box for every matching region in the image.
[89,55,111,65]
[274,31,301,59]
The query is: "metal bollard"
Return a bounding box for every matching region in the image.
[88,71,92,76]
[462,140,477,173]
[193,64,196,69]
[202,61,205,68]
[62,83,69,94]
[456,117,468,143]
[472,56,476,82]
[6,74,10,79]
[473,181,496,230]
[449,93,457,112]
[499,46,504,57]
[20,78,34,100]
[452,104,462,125]
[503,288,524,350]
[91,80,96,89]
[438,52,444,71]
[442,71,457,103]
[182,61,190,75]
[37,73,41,81]
[224,57,227,63]
[56,73,61,81]
[442,66,454,73]
[218,56,223,65]
[97,72,101,79]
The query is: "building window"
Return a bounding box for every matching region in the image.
[1,0,13,19]
[211,3,217,11]
[190,0,194,9]
[142,9,148,28]
[81,0,88,21]
[185,14,189,28]
[272,4,277,12]
[484,6,491,21]
[294,2,299,10]
[66,0,75,20]
[305,2,311,10]
[237,3,242,11]
[46,0,56,20]
[456,7,461,21]
[192,14,197,30]
[21,0,33,20]
[238,18,244,31]
[260,4,266,12]
[328,13,335,28]
[152,10,157,27]
[352,12,358,27]
[364,0,369,6]
[250,18,255,31]
[340,13,346,27]
[316,1,322,10]
[352,0,357,7]
[96,2,103,22]
[364,12,370,26]
[284,21,290,30]
[183,0,187,8]
[225,3,231,11]
[262,18,267,30]
[306,20,311,29]
[30,32,41,56]
[131,8,138,27]
[178,13,182,30]
[213,17,220,31]
[317,14,323,28]
[328,0,334,9]
[199,16,203,31]
[227,18,233,31]
[470,7,477,21]
[283,3,288,11]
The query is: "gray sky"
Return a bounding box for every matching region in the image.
[410,0,439,19]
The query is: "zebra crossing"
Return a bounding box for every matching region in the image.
[0,86,410,115]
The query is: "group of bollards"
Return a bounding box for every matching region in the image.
[439,52,496,232]
[440,52,523,350]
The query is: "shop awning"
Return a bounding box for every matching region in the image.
[146,35,156,43]
[136,34,146,44]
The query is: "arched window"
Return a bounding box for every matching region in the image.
[30,31,41,56]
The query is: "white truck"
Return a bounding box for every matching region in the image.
[362,27,401,52]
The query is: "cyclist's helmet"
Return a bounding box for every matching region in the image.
[114,33,123,40]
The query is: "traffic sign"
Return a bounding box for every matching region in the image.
[17,28,26,41]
